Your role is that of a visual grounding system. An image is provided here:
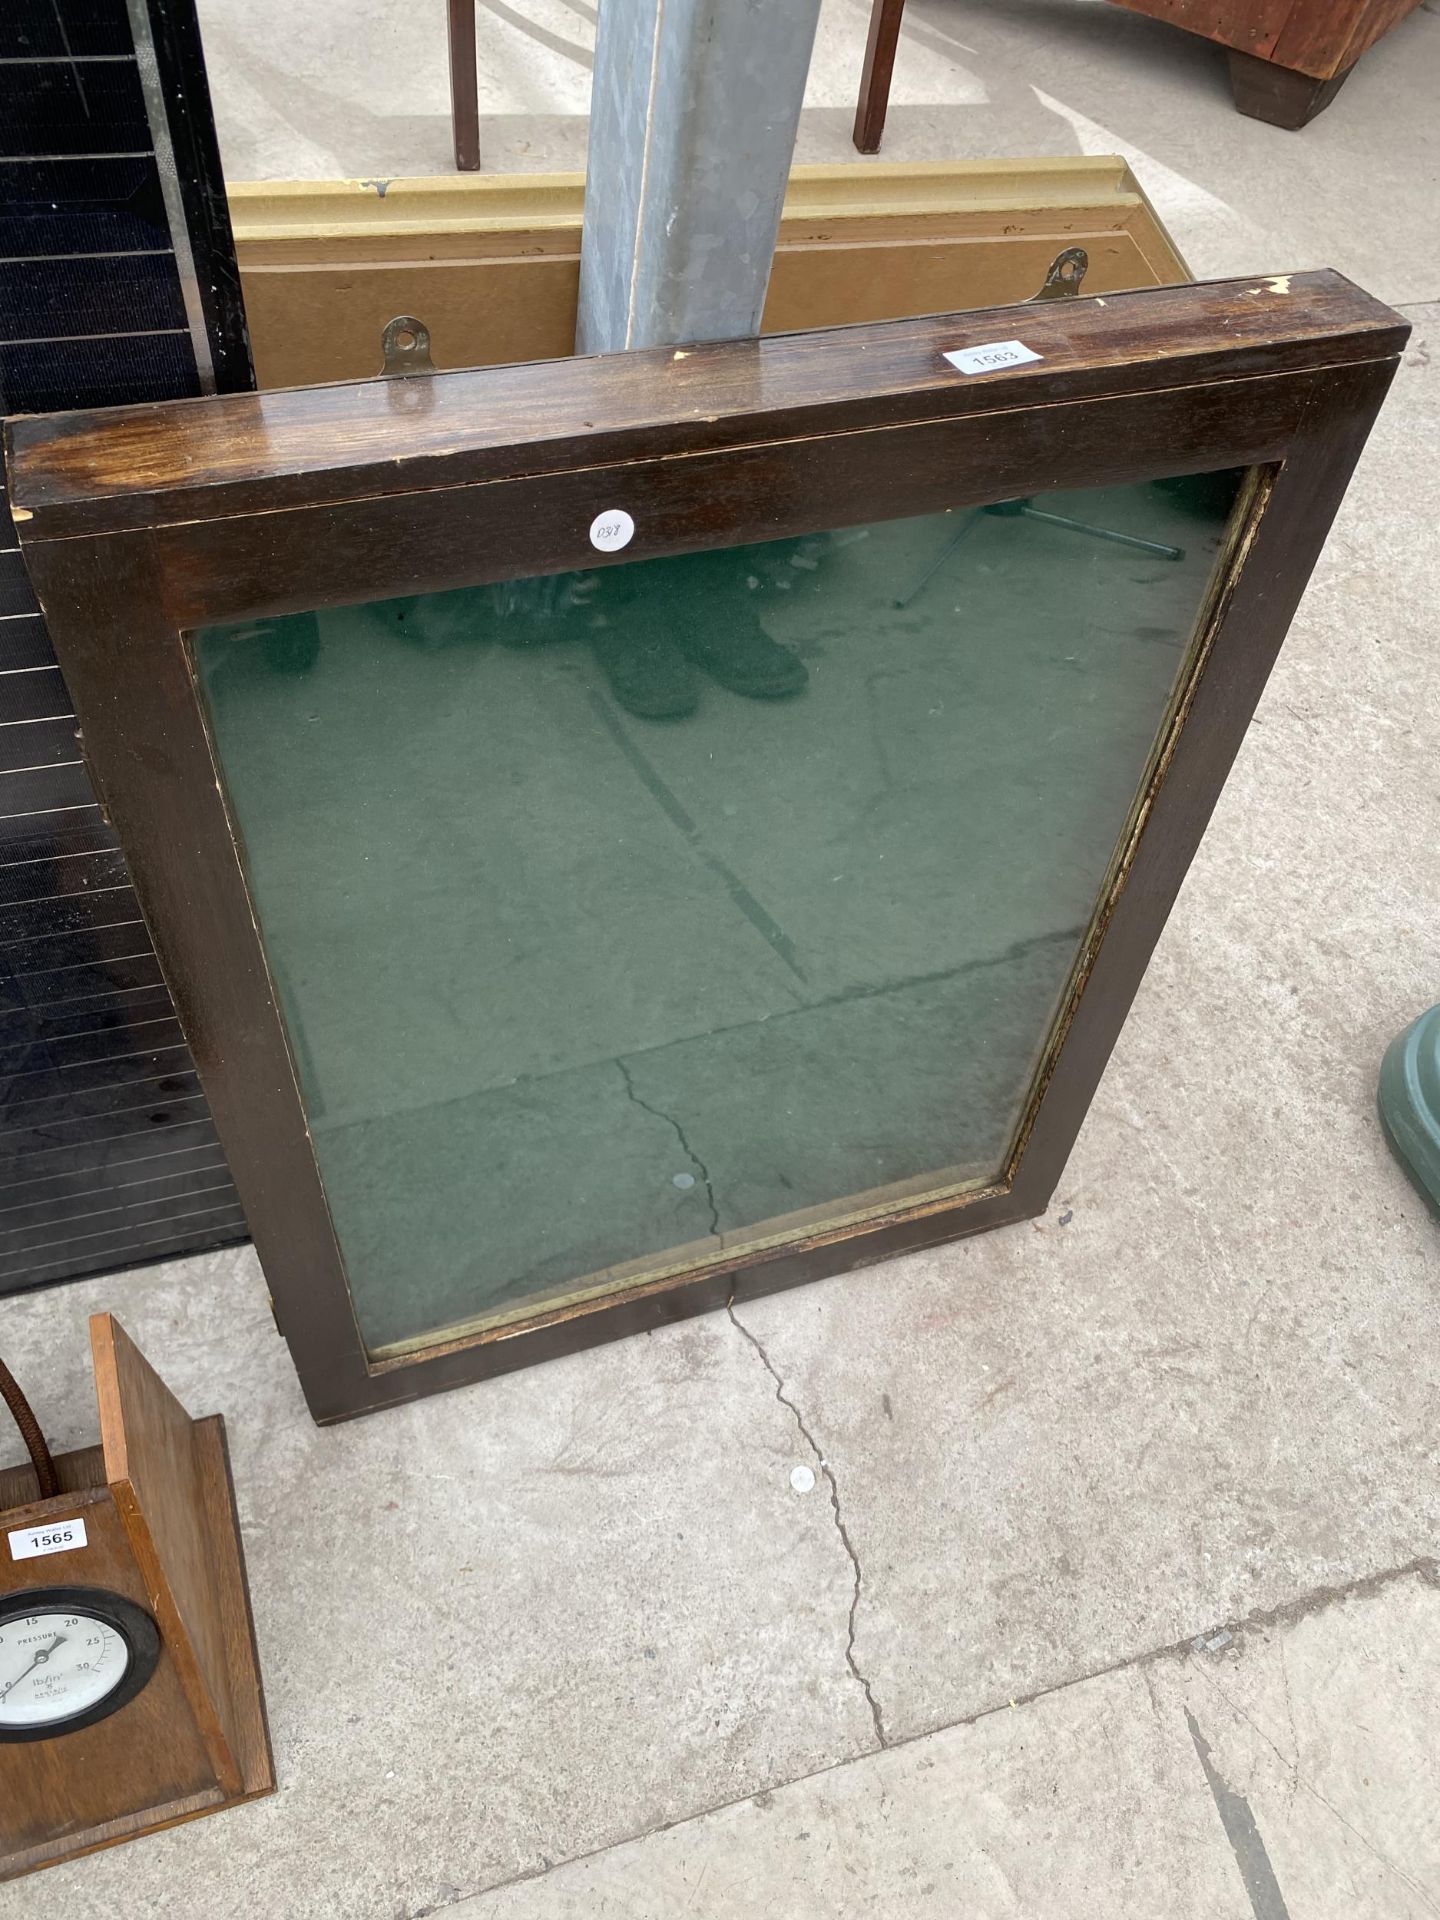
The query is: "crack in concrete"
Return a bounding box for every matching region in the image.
[726,1299,889,1750]
[615,1058,720,1236]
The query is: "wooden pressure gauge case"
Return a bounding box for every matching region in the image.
[0,1314,272,1880]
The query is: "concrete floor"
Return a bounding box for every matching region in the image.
[4,1,1440,1915]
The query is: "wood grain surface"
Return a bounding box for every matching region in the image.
[95,1314,244,1796]
[0,1445,105,1511]
[1106,0,1425,78]
[7,272,1406,540]
[0,1485,220,1874]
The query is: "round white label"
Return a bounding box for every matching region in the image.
[589,508,635,553]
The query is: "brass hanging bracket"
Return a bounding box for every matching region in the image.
[379,316,436,377]
[1027,247,1089,302]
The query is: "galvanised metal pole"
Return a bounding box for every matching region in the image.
[576,0,823,354]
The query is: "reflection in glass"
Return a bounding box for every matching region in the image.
[195,472,1247,1352]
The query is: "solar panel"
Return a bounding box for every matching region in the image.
[0,0,250,1294]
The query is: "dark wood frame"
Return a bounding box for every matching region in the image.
[5,272,1405,1423]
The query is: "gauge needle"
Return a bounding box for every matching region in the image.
[0,1632,66,1702]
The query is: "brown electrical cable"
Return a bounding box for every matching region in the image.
[0,1352,58,1501]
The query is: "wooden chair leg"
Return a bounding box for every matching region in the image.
[1227,48,1353,130]
[448,0,481,172]
[853,0,906,154]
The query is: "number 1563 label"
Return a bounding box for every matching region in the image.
[942,339,1043,376]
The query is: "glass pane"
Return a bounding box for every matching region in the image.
[195,470,1247,1353]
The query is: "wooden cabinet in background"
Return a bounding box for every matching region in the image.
[1105,0,1427,127]
[853,0,1425,149]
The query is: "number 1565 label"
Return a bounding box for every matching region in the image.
[9,1517,88,1561]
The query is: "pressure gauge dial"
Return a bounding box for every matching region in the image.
[0,1588,160,1741]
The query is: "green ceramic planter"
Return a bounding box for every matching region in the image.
[1379,1003,1440,1217]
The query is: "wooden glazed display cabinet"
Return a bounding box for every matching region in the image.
[4,271,1406,1421]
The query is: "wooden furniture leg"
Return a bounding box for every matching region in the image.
[1227,48,1354,129]
[447,0,481,172]
[853,0,906,154]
